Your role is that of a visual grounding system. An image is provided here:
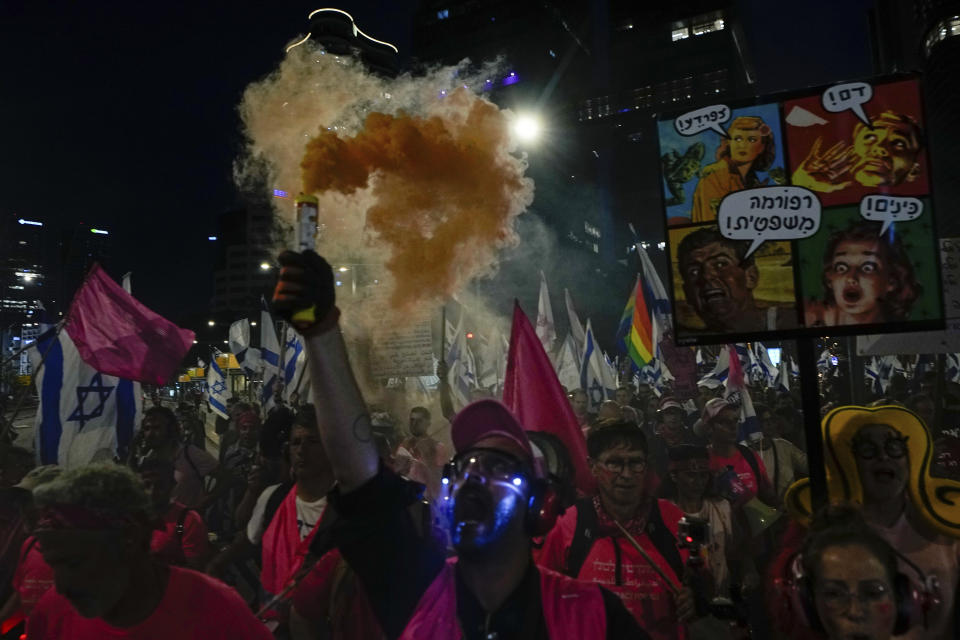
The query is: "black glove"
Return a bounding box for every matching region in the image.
[271,250,337,332]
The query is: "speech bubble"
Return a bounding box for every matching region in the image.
[718,186,822,258]
[673,104,731,138]
[821,82,874,127]
[859,194,923,235]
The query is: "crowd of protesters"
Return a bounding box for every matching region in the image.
[1,251,959,639]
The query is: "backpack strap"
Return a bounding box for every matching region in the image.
[736,444,762,486]
[645,500,684,582]
[262,480,295,532]
[565,497,599,578]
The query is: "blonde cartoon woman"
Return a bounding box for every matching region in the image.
[784,406,960,640]
[691,116,778,223]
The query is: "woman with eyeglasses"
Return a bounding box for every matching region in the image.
[794,506,903,640]
[849,422,957,640]
[780,407,959,640]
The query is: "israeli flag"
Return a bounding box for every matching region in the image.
[206,356,231,419]
[698,347,729,389]
[946,354,960,384]
[260,305,281,412]
[774,358,790,393]
[229,319,262,379]
[281,325,309,402]
[580,319,615,411]
[816,349,832,372]
[30,330,142,468]
[754,343,776,386]
[446,311,478,409]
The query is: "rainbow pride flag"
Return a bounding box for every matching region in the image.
[617,274,654,371]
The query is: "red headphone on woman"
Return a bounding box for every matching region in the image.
[775,550,939,636]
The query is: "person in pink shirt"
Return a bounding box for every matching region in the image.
[135,457,210,570]
[26,463,272,640]
[695,398,776,507]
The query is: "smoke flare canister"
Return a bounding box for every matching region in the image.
[291,193,320,329]
[295,193,319,251]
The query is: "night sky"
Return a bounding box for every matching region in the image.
[0,0,878,323]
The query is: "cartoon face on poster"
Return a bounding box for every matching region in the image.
[659,102,787,226]
[657,75,943,346]
[783,80,928,206]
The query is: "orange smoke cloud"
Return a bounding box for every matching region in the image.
[301,89,533,310]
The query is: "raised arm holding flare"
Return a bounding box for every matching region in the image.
[272,250,378,493]
[272,249,649,640]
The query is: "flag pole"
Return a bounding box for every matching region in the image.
[441,304,447,359]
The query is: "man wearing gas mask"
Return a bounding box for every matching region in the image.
[272,250,648,639]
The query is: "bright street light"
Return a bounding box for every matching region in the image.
[250,321,257,326]
[260,262,271,270]
[207,320,215,327]
[513,114,542,144]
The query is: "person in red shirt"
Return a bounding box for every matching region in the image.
[0,465,61,636]
[26,463,272,639]
[135,457,210,570]
[695,398,776,507]
[539,422,696,640]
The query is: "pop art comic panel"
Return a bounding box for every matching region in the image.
[796,200,941,329]
[659,102,787,227]
[784,78,929,208]
[669,223,798,343]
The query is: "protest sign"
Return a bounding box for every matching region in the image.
[657,75,943,345]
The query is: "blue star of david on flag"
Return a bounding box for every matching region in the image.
[67,372,115,431]
[211,380,227,396]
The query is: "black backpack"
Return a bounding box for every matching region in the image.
[564,497,684,586]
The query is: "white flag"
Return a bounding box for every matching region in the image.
[536,271,557,353]
[564,288,586,353]
[554,333,582,392]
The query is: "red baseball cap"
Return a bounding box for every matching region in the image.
[451,399,534,462]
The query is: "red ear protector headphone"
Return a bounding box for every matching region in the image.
[776,550,939,636]
[440,451,562,538]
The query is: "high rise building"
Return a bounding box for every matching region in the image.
[409,1,754,335]
[58,223,112,309]
[0,215,49,325]
[867,1,960,237]
[210,203,278,316]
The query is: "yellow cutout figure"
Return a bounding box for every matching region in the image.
[784,404,960,539]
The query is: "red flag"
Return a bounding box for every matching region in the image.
[65,264,195,385]
[503,301,594,493]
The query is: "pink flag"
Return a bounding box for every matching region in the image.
[65,264,195,385]
[503,301,594,493]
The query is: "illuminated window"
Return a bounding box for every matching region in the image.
[692,17,724,36]
[671,27,689,41]
[924,16,960,57]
